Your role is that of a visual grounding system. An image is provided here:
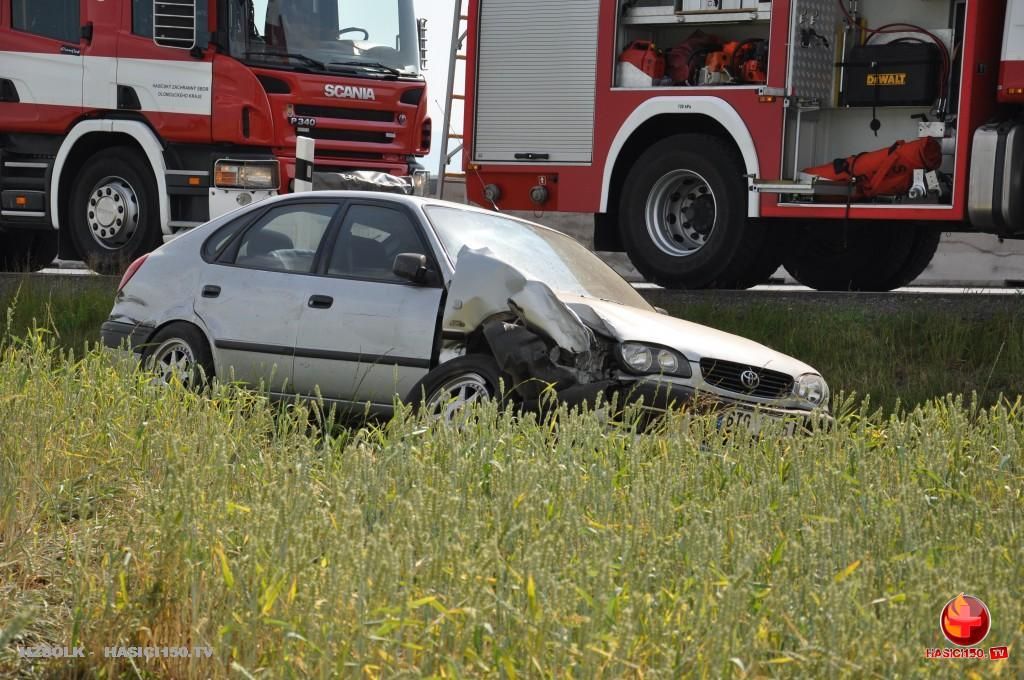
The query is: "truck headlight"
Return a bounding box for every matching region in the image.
[618,343,691,378]
[794,373,830,408]
[411,169,430,196]
[214,160,280,190]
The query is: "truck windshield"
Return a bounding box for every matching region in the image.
[230,0,420,78]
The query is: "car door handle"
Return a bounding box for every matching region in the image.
[308,295,333,309]
[201,285,221,298]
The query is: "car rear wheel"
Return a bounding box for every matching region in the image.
[619,134,765,289]
[407,354,512,422]
[142,323,215,389]
[69,147,162,275]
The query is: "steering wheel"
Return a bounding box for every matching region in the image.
[338,27,369,41]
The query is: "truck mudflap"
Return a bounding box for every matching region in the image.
[968,121,1024,236]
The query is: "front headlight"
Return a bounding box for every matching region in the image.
[411,169,430,196]
[794,373,830,409]
[618,343,692,378]
[214,160,280,190]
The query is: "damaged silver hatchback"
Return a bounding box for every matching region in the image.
[102,192,830,431]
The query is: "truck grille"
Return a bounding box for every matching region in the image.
[294,105,394,123]
[304,128,393,144]
[699,359,794,399]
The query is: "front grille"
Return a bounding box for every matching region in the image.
[304,128,393,144]
[699,359,793,399]
[294,105,394,123]
[315,150,386,161]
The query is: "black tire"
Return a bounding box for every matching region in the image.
[0,228,58,272]
[717,220,789,289]
[69,147,162,275]
[781,221,918,292]
[141,322,215,389]
[618,134,763,289]
[406,354,513,419]
[881,226,942,289]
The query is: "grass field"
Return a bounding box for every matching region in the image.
[1,330,1022,677]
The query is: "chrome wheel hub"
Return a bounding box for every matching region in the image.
[87,176,140,249]
[149,339,196,387]
[645,169,718,257]
[426,372,491,422]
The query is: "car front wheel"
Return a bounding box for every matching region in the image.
[407,355,512,422]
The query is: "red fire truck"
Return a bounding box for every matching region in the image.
[0,0,431,273]
[464,0,1024,290]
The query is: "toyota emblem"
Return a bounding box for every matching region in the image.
[740,369,761,390]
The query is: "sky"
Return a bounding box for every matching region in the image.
[418,0,462,175]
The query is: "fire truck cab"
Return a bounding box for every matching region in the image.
[0,0,431,273]
[465,0,1024,290]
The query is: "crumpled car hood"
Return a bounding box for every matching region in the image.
[443,247,818,380]
[443,247,594,353]
[562,295,818,378]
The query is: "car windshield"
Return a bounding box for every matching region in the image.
[230,0,420,77]
[425,206,654,311]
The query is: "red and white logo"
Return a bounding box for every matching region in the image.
[940,594,991,647]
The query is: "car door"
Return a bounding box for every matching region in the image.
[194,201,339,393]
[292,201,445,406]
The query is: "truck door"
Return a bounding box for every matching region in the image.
[112,0,213,141]
[1,0,84,132]
[81,0,122,113]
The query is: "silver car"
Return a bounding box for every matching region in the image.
[101,193,829,429]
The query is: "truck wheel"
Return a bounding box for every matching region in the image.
[69,147,162,275]
[0,228,58,272]
[718,221,788,289]
[619,134,759,289]
[882,226,942,289]
[781,222,917,292]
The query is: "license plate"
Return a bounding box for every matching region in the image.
[717,410,800,436]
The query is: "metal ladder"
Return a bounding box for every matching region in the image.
[436,0,468,200]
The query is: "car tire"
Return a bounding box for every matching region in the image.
[69,147,162,275]
[406,354,514,421]
[618,134,762,289]
[141,322,215,389]
[781,221,918,291]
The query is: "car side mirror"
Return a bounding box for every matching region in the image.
[393,253,431,284]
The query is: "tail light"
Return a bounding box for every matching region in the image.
[118,253,149,292]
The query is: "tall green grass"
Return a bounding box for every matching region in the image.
[1,333,1021,678]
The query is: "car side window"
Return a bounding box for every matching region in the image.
[12,0,80,43]
[230,204,337,273]
[328,205,428,283]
